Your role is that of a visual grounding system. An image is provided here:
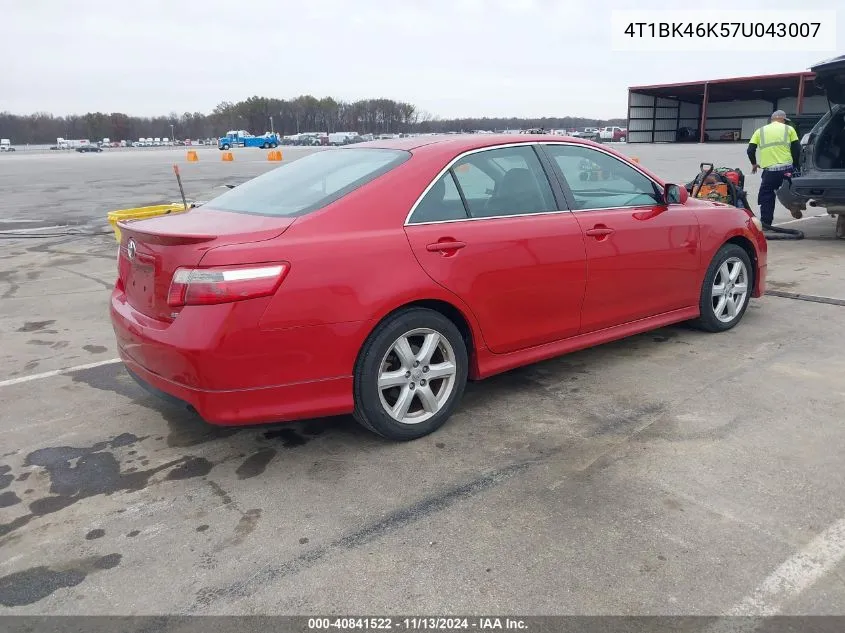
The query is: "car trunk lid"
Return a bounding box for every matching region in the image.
[117,208,294,321]
[812,54,845,104]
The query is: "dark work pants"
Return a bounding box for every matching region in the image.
[758,168,789,226]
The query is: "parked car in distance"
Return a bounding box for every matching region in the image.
[76,145,103,153]
[776,54,845,239]
[571,129,600,141]
[111,134,767,441]
[599,126,627,142]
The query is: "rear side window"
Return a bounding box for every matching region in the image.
[206,148,409,217]
[451,146,557,218]
[408,172,468,223]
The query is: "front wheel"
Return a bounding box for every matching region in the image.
[692,244,753,332]
[221,143,230,150]
[353,308,468,441]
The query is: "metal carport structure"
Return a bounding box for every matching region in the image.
[627,72,829,143]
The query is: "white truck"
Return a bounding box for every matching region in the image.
[0,138,14,152]
[599,126,627,142]
[56,138,90,149]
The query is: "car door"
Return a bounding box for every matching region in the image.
[403,144,587,355]
[541,142,701,334]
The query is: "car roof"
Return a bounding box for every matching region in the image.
[352,133,598,154]
[347,134,666,185]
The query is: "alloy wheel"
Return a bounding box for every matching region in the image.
[377,328,457,424]
[712,257,749,323]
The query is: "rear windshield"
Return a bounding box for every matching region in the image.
[205,148,410,217]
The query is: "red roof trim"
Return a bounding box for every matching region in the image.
[630,71,816,91]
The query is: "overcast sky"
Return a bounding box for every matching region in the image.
[2,0,841,119]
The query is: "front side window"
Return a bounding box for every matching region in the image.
[206,148,409,217]
[544,144,662,210]
[451,146,557,218]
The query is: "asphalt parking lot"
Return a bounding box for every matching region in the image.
[1,143,844,616]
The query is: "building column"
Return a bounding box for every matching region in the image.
[797,74,806,115]
[699,82,709,143]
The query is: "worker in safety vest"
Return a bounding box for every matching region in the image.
[747,110,801,229]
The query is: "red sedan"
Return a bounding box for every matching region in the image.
[111,135,767,440]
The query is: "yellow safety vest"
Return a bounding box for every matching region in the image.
[750,122,798,168]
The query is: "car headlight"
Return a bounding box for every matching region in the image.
[751,216,763,231]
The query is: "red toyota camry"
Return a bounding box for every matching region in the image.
[111,135,767,440]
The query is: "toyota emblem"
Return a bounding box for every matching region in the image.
[127,238,137,260]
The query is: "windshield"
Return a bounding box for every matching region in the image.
[205,148,410,217]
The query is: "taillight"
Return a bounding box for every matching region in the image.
[167,263,289,307]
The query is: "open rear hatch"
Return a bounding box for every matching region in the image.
[812,54,845,104]
[117,208,294,321]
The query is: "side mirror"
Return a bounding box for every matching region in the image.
[665,183,688,205]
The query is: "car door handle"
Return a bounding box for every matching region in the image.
[426,240,466,252]
[585,226,614,237]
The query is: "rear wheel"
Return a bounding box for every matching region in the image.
[353,308,468,441]
[262,142,269,149]
[692,244,753,332]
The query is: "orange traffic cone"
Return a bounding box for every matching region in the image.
[222,151,234,162]
[186,150,198,162]
[267,150,283,161]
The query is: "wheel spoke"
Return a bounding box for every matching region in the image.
[416,385,439,413]
[416,332,440,365]
[714,296,728,318]
[391,386,414,420]
[733,282,748,295]
[426,361,456,380]
[392,336,415,369]
[378,369,407,390]
[729,262,742,282]
[719,262,731,284]
[726,296,737,318]
[712,283,726,297]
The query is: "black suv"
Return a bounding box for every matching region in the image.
[777,54,845,238]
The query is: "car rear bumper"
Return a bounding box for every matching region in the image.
[777,174,845,217]
[120,351,353,425]
[110,289,362,425]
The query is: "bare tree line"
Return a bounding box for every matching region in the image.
[0,95,625,144]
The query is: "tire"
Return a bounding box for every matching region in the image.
[221,143,230,150]
[271,142,278,148]
[353,308,468,441]
[691,243,754,333]
[262,142,269,149]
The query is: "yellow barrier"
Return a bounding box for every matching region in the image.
[267,150,282,161]
[187,150,198,162]
[222,151,234,161]
[107,204,188,243]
